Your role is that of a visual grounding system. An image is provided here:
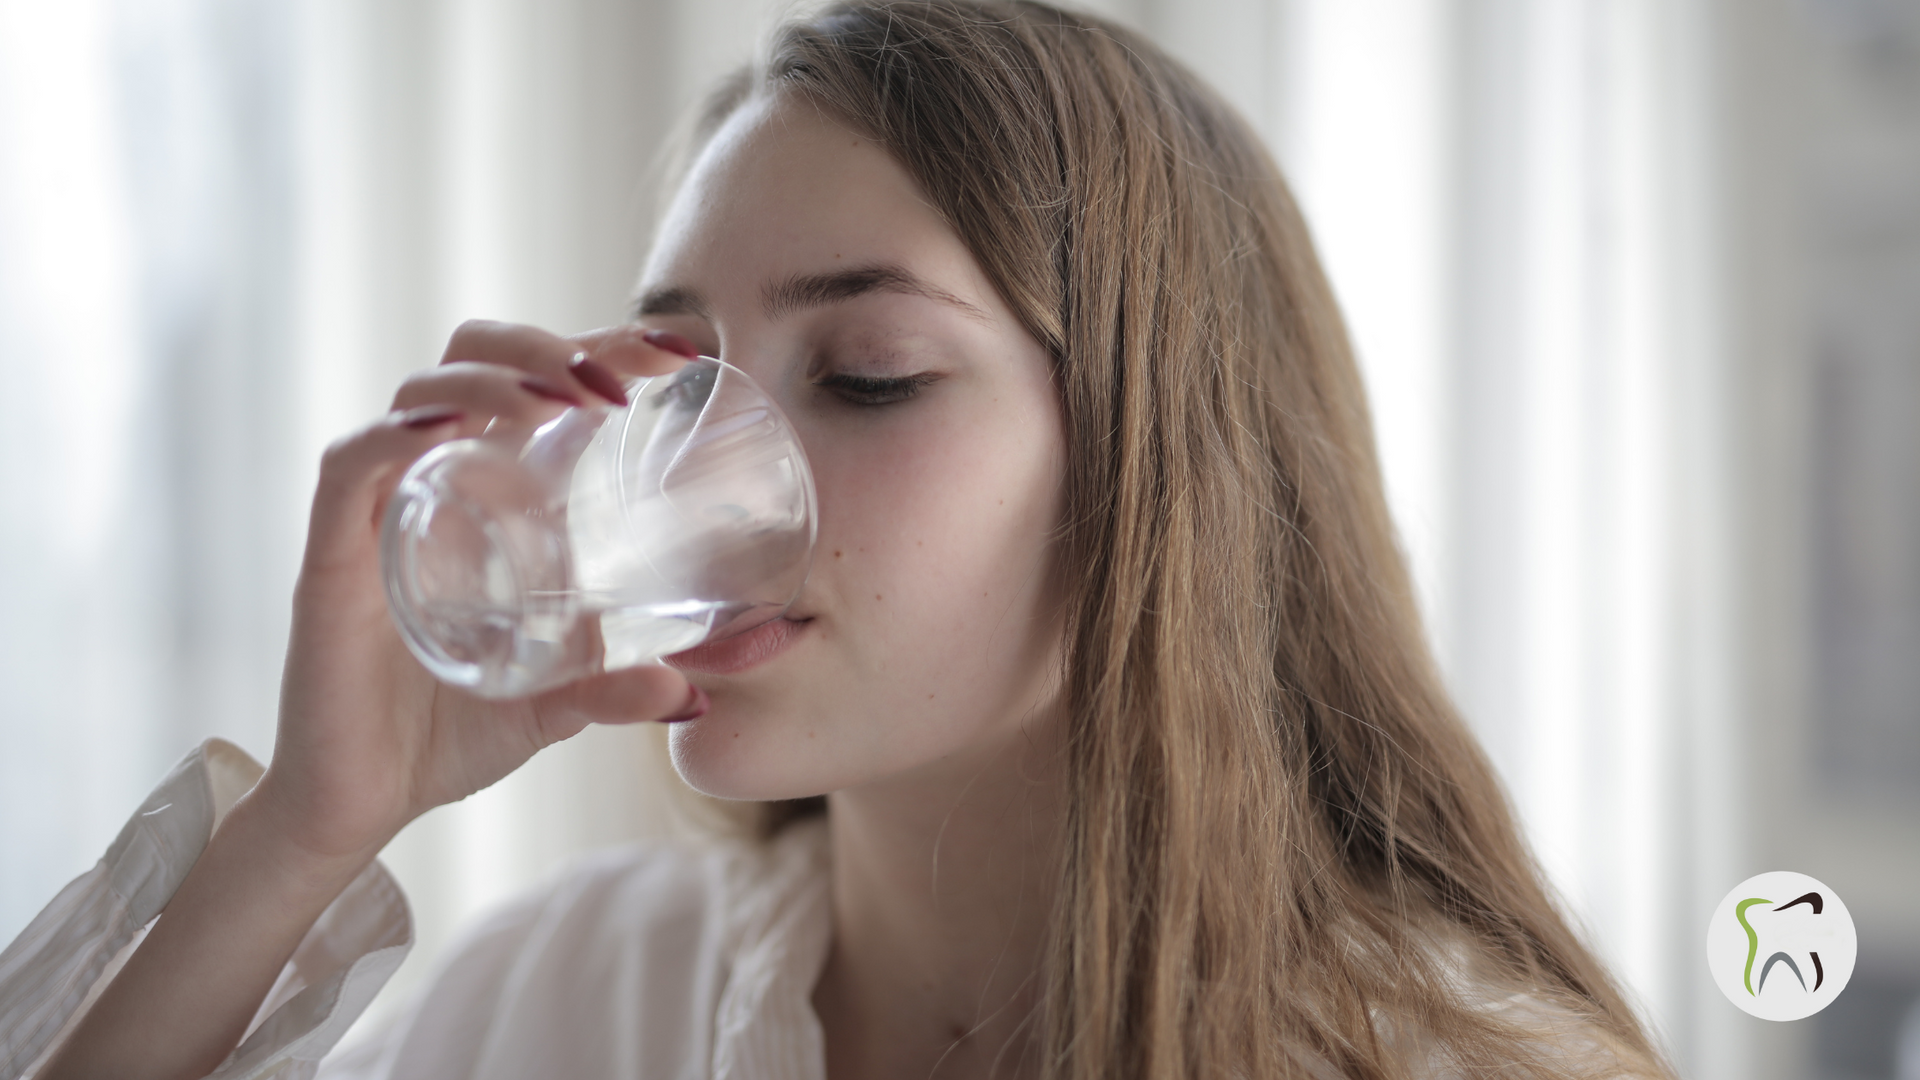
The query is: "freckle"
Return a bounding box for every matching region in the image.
[916,540,923,547]
[807,730,816,738]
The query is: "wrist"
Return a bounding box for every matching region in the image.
[216,782,395,896]
[38,769,396,1080]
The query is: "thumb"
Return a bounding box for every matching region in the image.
[532,664,699,737]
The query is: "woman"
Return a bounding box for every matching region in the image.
[6,2,1671,1077]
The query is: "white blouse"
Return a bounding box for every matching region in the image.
[0,739,835,1080]
[0,741,1649,1080]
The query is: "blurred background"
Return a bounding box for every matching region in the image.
[1,0,1916,1075]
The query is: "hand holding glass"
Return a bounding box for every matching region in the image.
[381,357,816,699]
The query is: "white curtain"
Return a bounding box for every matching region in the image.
[0,0,308,961]
[0,0,1850,1075]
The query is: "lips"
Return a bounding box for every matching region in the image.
[664,616,808,675]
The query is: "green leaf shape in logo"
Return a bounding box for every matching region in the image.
[1736,897,1772,995]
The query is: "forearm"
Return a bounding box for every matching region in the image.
[37,788,388,1080]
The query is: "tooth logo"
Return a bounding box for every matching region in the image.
[1706,871,1856,1021]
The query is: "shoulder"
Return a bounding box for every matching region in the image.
[516,817,828,942]
[1405,928,1672,1080]
[338,821,829,1080]
[452,818,829,988]
[1275,919,1671,1080]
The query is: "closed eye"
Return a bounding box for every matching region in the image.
[815,372,940,406]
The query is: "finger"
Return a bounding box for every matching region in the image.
[531,665,697,738]
[441,319,577,371]
[441,319,632,407]
[391,361,591,423]
[303,406,467,575]
[571,324,702,381]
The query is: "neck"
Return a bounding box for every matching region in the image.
[812,711,1066,1080]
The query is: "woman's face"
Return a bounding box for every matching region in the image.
[638,95,1066,802]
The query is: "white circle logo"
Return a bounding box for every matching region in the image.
[1705,871,1856,1021]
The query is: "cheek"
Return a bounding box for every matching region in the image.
[812,407,1061,661]
[807,416,1063,780]
[668,389,1065,802]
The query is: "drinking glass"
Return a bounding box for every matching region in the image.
[380,356,815,698]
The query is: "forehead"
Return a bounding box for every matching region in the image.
[641,94,954,289]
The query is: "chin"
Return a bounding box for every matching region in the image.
[664,710,843,803]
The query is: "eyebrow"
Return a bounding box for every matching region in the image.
[631,263,988,323]
[632,285,709,320]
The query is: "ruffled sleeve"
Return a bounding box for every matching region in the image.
[0,739,412,1080]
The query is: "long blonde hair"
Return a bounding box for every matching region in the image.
[680,2,1673,1076]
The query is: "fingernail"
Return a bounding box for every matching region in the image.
[658,684,709,724]
[519,376,585,406]
[400,405,465,430]
[640,328,701,358]
[567,352,629,406]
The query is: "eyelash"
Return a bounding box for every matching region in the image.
[815,372,937,406]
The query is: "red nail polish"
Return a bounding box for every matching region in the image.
[567,354,630,406]
[640,329,701,359]
[658,684,710,724]
[520,377,584,406]
[401,405,465,430]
